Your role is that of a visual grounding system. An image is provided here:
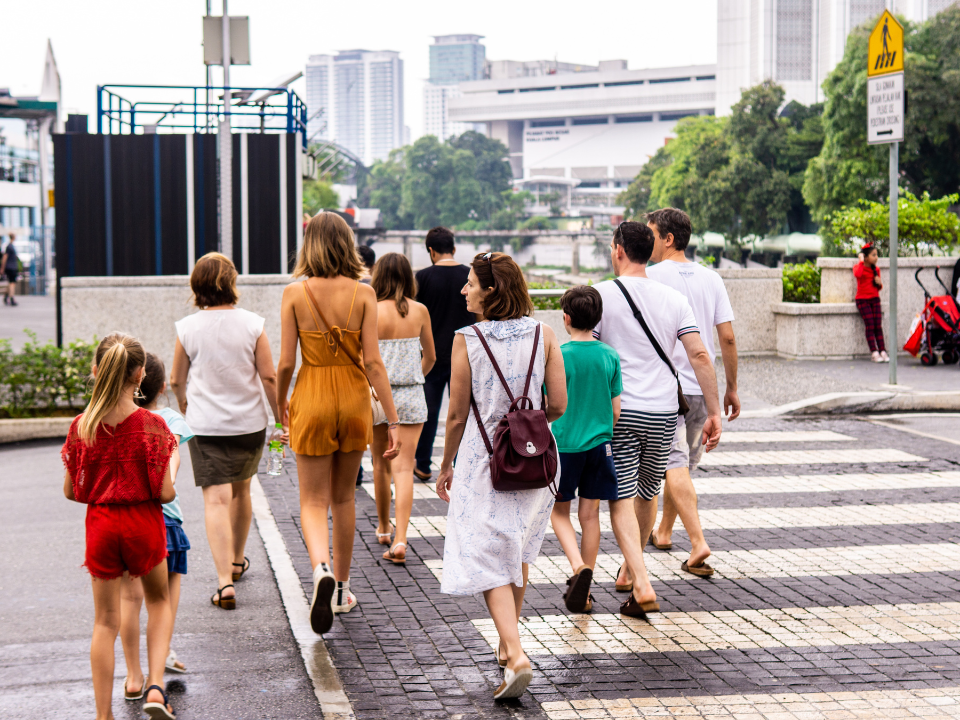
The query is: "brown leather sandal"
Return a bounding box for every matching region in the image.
[211,584,236,610]
[615,564,633,593]
[383,542,406,565]
[647,533,673,551]
[681,560,715,577]
[620,594,659,617]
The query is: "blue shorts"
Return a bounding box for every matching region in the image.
[164,517,191,575]
[556,442,620,502]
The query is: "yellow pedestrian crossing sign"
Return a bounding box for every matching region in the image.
[868,10,904,77]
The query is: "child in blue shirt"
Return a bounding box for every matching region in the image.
[550,286,622,614]
[119,353,194,698]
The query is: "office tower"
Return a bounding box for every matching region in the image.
[717,0,956,114]
[423,35,485,140]
[305,50,404,166]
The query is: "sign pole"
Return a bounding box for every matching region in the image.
[888,141,898,385]
[219,0,233,260]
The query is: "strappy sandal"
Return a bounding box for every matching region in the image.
[383,542,406,565]
[123,674,146,700]
[376,524,394,546]
[211,584,236,610]
[620,594,660,617]
[232,557,250,581]
[143,684,176,719]
[496,642,507,668]
[165,649,186,674]
[615,564,633,593]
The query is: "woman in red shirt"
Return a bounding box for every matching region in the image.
[853,244,889,362]
[63,333,179,720]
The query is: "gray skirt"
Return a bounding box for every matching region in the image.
[188,429,266,487]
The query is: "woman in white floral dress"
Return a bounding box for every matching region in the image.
[371,253,436,565]
[436,252,567,701]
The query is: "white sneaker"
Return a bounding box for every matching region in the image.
[310,564,336,634]
[332,579,357,614]
[881,351,890,362]
[871,351,883,363]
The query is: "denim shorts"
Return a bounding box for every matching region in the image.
[165,517,191,575]
[556,442,620,502]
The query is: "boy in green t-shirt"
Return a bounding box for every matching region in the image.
[550,286,622,614]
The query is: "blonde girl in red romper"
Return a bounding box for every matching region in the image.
[62,333,179,720]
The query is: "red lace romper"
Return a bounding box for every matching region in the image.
[62,408,178,579]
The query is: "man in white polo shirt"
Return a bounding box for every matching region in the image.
[593,222,722,616]
[645,207,740,578]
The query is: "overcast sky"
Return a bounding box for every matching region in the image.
[5,0,717,141]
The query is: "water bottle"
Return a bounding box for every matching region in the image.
[267,423,284,475]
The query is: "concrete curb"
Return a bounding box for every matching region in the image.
[0,416,76,444]
[740,391,960,418]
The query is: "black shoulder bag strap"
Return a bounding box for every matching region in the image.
[613,278,689,416]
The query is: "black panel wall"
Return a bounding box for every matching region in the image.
[159,135,188,275]
[248,134,281,274]
[194,134,219,257]
[110,135,156,276]
[232,134,243,266]
[285,133,299,273]
[53,134,107,278]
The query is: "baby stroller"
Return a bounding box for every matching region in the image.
[903,265,960,366]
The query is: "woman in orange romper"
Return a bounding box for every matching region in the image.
[277,212,400,635]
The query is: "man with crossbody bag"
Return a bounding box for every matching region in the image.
[592,222,722,617]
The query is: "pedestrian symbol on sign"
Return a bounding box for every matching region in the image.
[868,10,904,77]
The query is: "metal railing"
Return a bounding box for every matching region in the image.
[97,84,309,149]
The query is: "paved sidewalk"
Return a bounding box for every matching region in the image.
[259,416,960,719]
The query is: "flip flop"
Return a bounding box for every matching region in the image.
[620,595,660,617]
[383,542,406,565]
[143,684,176,719]
[647,533,673,551]
[494,665,533,700]
[681,560,715,577]
[615,564,633,593]
[231,557,250,581]
[124,674,146,701]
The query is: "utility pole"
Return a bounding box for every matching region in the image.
[219,0,232,260]
[888,141,898,384]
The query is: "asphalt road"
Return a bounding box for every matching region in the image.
[0,439,320,720]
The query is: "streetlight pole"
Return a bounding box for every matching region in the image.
[889,141,898,385]
[219,0,232,259]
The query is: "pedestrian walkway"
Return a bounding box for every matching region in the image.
[257,416,960,719]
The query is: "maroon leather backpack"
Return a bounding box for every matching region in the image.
[469,323,559,494]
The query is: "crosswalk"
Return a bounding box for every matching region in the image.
[699,447,926,466]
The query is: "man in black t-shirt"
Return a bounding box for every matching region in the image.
[413,227,476,480]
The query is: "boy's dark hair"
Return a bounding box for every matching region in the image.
[613,221,655,264]
[645,207,692,251]
[135,352,166,408]
[425,226,455,255]
[357,245,376,270]
[560,286,603,331]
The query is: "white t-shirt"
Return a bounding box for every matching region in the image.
[646,260,735,396]
[593,277,699,412]
[175,308,268,436]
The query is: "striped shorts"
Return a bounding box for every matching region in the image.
[610,409,678,501]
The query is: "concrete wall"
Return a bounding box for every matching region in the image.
[774,301,889,360]
[715,268,782,355]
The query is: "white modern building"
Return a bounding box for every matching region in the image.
[448,60,716,217]
[423,35,486,141]
[717,0,958,114]
[305,50,404,166]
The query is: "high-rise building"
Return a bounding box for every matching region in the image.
[423,35,485,141]
[717,0,957,114]
[306,50,404,166]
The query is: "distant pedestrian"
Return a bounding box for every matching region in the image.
[370,253,436,564]
[413,227,476,481]
[62,333,178,720]
[276,212,400,635]
[358,245,376,284]
[593,222,722,617]
[170,252,284,612]
[854,243,888,362]
[549,286,622,614]
[646,208,740,577]
[436,252,567,700]
[2,237,19,306]
[120,352,194,694]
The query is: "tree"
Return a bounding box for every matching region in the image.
[617,145,670,218]
[822,191,960,256]
[490,190,532,230]
[302,179,340,216]
[367,149,411,229]
[447,131,513,219]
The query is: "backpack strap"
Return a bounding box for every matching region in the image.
[521,323,541,402]
[470,324,515,404]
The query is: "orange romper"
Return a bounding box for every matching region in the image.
[289,281,373,456]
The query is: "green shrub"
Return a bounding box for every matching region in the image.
[527,281,564,311]
[782,262,821,303]
[0,331,96,418]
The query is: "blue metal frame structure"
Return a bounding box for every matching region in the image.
[97,84,308,149]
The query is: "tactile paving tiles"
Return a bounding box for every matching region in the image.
[540,687,960,719]
[693,470,960,495]
[472,601,960,656]
[699,448,926,466]
[719,430,856,443]
[404,502,960,538]
[424,542,960,584]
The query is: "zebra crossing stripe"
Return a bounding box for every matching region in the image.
[719,430,855,443]
[424,543,960,584]
[471,601,960,656]
[693,470,960,495]
[405,502,960,538]
[699,448,926,466]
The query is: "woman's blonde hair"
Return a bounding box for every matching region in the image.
[191,252,239,308]
[371,252,417,317]
[78,333,146,445]
[294,213,363,280]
